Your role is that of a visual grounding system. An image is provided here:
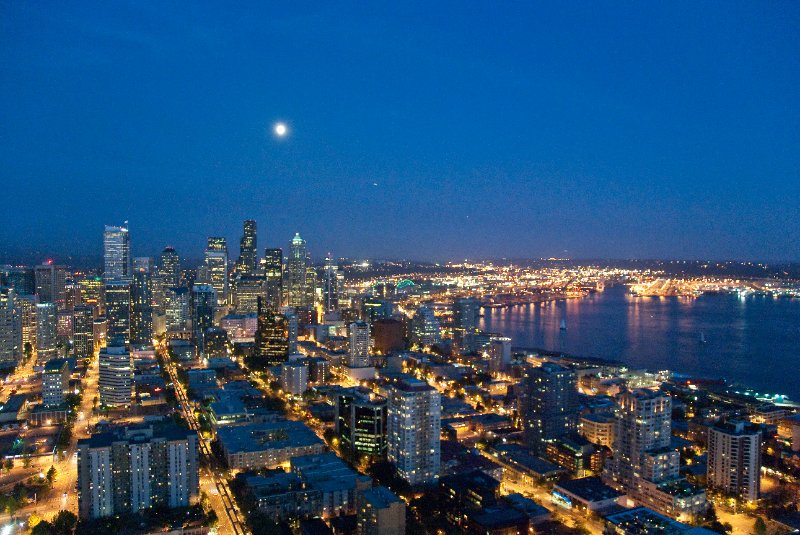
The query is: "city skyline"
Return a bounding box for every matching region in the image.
[2,3,799,262]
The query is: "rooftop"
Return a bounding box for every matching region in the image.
[554,477,622,503]
[216,420,323,454]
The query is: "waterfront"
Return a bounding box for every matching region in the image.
[480,284,800,401]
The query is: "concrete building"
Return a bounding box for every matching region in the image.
[387,376,441,485]
[518,363,579,454]
[42,358,70,407]
[357,485,405,535]
[77,422,199,519]
[0,289,23,365]
[487,336,512,373]
[105,281,131,345]
[580,412,616,448]
[281,360,309,396]
[410,306,440,348]
[217,420,325,470]
[707,420,762,502]
[35,301,58,361]
[371,319,404,355]
[72,305,94,358]
[348,321,371,368]
[34,262,67,309]
[99,341,133,407]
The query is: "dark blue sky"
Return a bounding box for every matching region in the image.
[1,2,798,264]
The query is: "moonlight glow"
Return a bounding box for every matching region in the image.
[274,122,288,137]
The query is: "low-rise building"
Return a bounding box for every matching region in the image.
[357,485,405,535]
[217,420,325,470]
[551,477,623,512]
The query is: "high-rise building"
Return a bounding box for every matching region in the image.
[103,223,131,281]
[36,302,58,361]
[349,321,371,367]
[79,276,105,315]
[202,237,228,306]
[42,358,69,407]
[281,360,309,396]
[323,253,340,312]
[372,319,405,355]
[236,219,258,276]
[18,294,37,354]
[130,270,153,344]
[77,422,199,519]
[99,340,132,406]
[0,289,23,365]
[64,279,82,311]
[337,388,387,460]
[191,284,216,346]
[286,233,308,308]
[72,305,95,358]
[105,281,131,345]
[202,327,228,357]
[34,262,67,309]
[707,420,762,502]
[305,266,318,310]
[262,248,283,309]
[362,297,393,325]
[518,363,579,454]
[410,306,440,348]
[487,336,512,373]
[604,389,706,518]
[2,267,35,295]
[452,297,481,354]
[255,297,289,366]
[387,376,441,485]
[234,275,265,314]
[165,287,191,334]
[357,485,406,535]
[157,247,181,288]
[133,257,154,273]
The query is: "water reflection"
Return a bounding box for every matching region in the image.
[480,285,800,400]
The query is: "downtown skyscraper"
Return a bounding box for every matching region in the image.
[202,237,228,305]
[286,233,309,308]
[236,219,258,276]
[103,223,131,281]
[518,362,579,454]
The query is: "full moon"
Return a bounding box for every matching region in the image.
[274,122,288,137]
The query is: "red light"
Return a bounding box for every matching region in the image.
[47,259,54,265]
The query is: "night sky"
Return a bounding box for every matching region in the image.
[1,2,798,264]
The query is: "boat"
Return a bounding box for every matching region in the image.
[560,319,567,331]
[699,332,707,344]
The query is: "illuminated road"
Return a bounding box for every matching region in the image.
[158,341,247,535]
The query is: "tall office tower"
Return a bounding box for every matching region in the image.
[133,257,153,273]
[452,297,481,354]
[103,223,131,281]
[348,320,371,367]
[236,219,258,276]
[487,336,512,373]
[35,302,58,361]
[77,423,200,519]
[518,363,579,454]
[165,287,191,334]
[191,284,216,346]
[410,306,441,348]
[130,270,153,344]
[2,267,36,295]
[234,275,265,314]
[34,262,67,309]
[64,279,82,311]
[606,389,677,489]
[285,309,299,353]
[99,340,133,406]
[157,247,181,287]
[255,297,289,365]
[0,289,23,365]
[707,421,762,502]
[93,318,107,353]
[42,358,69,407]
[72,305,95,358]
[105,281,131,345]
[286,233,308,308]
[202,237,228,305]
[337,388,388,460]
[323,253,340,312]
[305,266,318,310]
[79,275,105,316]
[387,376,441,485]
[17,295,37,354]
[262,248,283,309]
